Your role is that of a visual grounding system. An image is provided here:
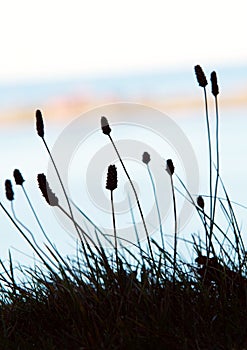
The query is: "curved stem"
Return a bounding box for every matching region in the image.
[69,198,115,249]
[110,190,118,271]
[147,164,165,251]
[203,87,213,254]
[11,201,38,247]
[21,185,54,248]
[170,175,177,285]
[108,134,155,267]
[42,138,81,239]
[0,202,55,274]
[42,137,92,270]
[212,95,219,236]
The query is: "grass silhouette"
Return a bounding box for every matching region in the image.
[0,66,246,350]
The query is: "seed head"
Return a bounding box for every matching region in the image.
[142,152,151,164]
[106,165,118,191]
[13,169,25,186]
[36,109,44,138]
[5,180,14,201]
[166,159,174,176]
[194,65,208,88]
[101,116,111,135]
[210,71,219,96]
[197,195,205,210]
[37,173,58,206]
[195,255,207,265]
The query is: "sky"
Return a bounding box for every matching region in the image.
[0,0,246,83]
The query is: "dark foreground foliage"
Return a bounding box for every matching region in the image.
[0,65,246,349]
[1,256,247,350]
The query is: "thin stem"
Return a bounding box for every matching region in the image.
[175,175,214,258]
[127,192,144,262]
[15,187,80,273]
[10,203,59,270]
[203,211,209,258]
[219,198,241,269]
[170,175,177,285]
[42,137,93,271]
[218,173,245,254]
[175,181,235,266]
[0,202,55,274]
[69,198,115,249]
[212,95,219,237]
[197,192,247,210]
[57,204,101,255]
[42,138,81,240]
[11,201,38,246]
[71,199,146,262]
[147,164,165,251]
[21,185,54,248]
[203,87,213,254]
[108,134,155,267]
[110,190,118,271]
[12,198,80,274]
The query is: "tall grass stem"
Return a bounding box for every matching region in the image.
[108,134,155,267]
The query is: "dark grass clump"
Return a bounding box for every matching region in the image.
[1,251,247,350]
[0,66,246,350]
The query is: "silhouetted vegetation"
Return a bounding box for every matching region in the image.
[0,66,246,349]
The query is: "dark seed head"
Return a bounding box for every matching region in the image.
[101,116,111,135]
[106,165,118,191]
[5,180,14,201]
[195,254,206,265]
[13,169,25,186]
[166,159,174,176]
[36,109,44,138]
[194,65,208,88]
[142,152,151,164]
[210,71,219,96]
[197,195,205,210]
[37,174,58,206]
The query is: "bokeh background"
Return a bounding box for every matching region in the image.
[0,1,246,267]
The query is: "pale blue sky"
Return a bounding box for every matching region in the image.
[0,0,246,83]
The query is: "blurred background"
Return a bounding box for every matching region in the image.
[0,1,246,267]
